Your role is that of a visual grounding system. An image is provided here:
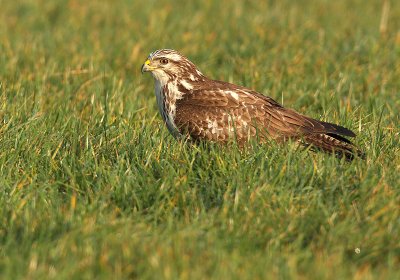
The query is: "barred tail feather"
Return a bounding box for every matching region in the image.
[304,133,365,161]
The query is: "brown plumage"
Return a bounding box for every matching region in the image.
[141,49,364,160]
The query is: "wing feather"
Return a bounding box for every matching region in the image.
[174,81,355,142]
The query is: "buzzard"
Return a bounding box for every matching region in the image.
[141,49,364,160]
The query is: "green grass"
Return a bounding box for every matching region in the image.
[1,0,399,279]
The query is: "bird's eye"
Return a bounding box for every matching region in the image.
[160,58,169,65]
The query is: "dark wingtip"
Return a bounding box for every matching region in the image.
[320,121,356,137]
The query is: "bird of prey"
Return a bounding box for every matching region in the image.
[141,49,363,160]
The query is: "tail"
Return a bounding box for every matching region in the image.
[304,133,365,161]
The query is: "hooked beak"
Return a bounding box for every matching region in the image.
[141,59,156,74]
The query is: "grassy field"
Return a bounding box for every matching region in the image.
[1,0,399,279]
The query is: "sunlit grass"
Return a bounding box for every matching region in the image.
[0,0,399,279]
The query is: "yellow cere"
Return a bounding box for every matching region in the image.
[145,59,151,65]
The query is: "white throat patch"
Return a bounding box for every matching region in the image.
[153,77,184,138]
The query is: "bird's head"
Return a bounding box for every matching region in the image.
[141,49,204,84]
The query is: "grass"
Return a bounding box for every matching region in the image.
[0,0,399,279]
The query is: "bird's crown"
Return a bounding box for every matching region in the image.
[148,49,184,62]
